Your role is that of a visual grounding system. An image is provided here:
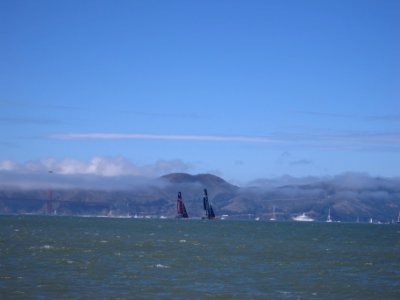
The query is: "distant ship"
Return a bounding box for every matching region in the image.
[292,213,314,222]
[176,192,189,218]
[202,189,216,219]
[270,205,277,221]
[326,208,333,223]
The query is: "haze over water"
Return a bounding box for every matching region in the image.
[1,215,399,299]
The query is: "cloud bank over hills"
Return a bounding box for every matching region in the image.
[1,159,399,222]
[0,157,190,189]
[1,156,400,192]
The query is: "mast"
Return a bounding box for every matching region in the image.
[270,205,276,221]
[203,189,215,219]
[45,170,55,215]
[176,192,189,218]
[326,208,332,222]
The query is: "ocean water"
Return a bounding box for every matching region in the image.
[0,216,399,299]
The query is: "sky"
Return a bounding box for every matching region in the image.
[0,0,399,184]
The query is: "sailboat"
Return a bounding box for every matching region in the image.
[397,211,400,224]
[326,208,333,223]
[203,189,216,219]
[270,205,276,221]
[176,192,189,218]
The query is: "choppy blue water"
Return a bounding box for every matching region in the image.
[1,215,399,299]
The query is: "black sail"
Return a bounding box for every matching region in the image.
[203,189,216,219]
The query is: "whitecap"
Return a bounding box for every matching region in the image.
[14,291,25,295]
[40,245,53,250]
[179,239,187,243]
[278,291,292,295]
[155,264,170,269]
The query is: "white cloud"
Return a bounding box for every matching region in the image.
[0,157,192,189]
[48,133,276,143]
[0,156,190,177]
[47,131,400,151]
[0,160,16,171]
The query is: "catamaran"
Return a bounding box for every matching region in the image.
[176,192,189,218]
[203,189,216,219]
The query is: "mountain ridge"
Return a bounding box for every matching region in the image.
[0,172,399,222]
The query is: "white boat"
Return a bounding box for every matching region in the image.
[326,208,332,223]
[292,213,314,222]
[270,205,276,221]
[221,214,229,220]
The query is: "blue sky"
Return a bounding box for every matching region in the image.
[1,0,399,183]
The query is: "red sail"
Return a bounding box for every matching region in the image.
[176,192,189,218]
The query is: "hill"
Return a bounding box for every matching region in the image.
[0,173,399,222]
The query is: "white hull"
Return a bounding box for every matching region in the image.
[292,213,314,222]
